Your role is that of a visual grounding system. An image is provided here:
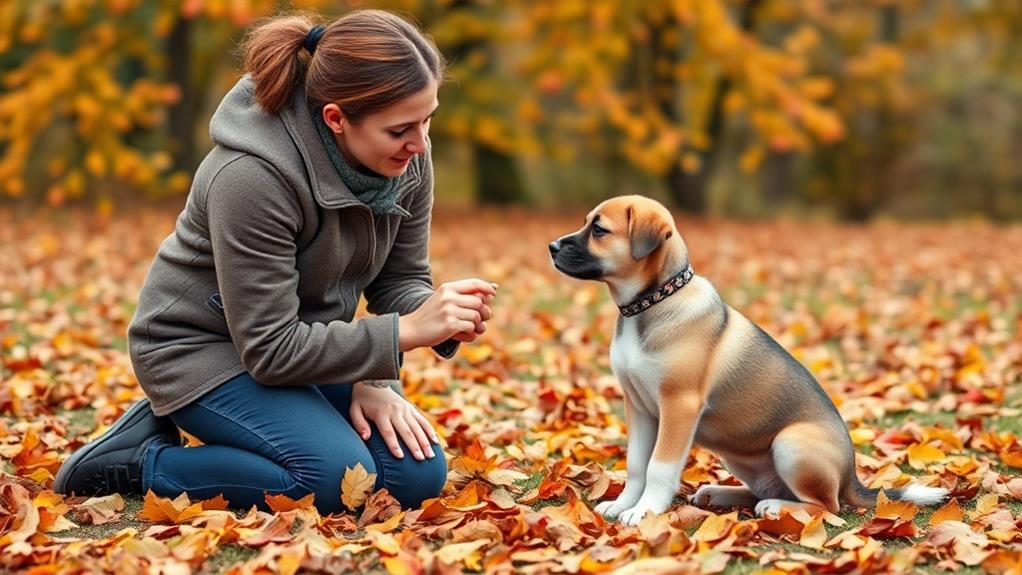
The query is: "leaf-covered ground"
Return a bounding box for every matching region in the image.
[1,207,1022,574]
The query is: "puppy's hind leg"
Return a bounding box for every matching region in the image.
[595,393,656,519]
[756,424,844,518]
[691,485,759,510]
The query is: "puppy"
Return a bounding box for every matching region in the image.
[549,195,947,526]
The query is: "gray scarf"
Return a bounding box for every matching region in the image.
[312,109,403,216]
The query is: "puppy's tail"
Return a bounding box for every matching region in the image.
[845,478,948,509]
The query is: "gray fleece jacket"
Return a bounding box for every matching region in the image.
[128,75,450,416]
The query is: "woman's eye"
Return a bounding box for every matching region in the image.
[592,224,609,237]
[388,129,407,138]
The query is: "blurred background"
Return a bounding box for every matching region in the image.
[1,0,1021,220]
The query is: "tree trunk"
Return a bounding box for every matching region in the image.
[473,144,524,205]
[167,17,194,173]
[662,0,761,213]
[443,0,526,205]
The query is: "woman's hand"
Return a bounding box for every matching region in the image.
[398,279,496,351]
[350,382,439,460]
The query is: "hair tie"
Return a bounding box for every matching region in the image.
[303,25,326,54]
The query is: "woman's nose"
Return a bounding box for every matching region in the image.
[406,131,428,155]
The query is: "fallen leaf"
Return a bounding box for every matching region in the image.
[341,463,377,511]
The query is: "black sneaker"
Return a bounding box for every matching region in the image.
[54,398,179,497]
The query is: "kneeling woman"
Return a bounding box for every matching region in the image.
[56,9,496,514]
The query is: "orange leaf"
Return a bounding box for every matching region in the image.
[876,489,918,522]
[929,498,964,526]
[138,490,203,524]
[757,511,806,536]
[265,492,315,513]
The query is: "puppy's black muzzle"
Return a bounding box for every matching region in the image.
[549,233,603,280]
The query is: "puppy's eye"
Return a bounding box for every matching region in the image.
[591,223,610,237]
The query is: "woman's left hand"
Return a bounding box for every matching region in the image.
[350,382,439,461]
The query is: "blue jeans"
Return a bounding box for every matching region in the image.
[141,373,447,514]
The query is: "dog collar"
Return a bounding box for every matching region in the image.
[618,264,695,317]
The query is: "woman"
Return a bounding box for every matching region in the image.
[54,10,495,514]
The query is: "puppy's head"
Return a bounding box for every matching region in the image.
[549,195,679,282]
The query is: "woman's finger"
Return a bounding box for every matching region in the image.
[392,416,424,461]
[454,306,482,325]
[445,279,497,297]
[445,293,485,311]
[478,304,492,322]
[376,418,404,459]
[406,411,435,458]
[349,404,372,440]
[413,410,440,444]
[452,331,478,343]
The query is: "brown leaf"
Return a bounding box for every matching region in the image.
[0,479,40,545]
[928,521,992,566]
[72,493,124,525]
[242,513,296,546]
[357,488,401,528]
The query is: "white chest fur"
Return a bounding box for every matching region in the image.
[610,318,662,416]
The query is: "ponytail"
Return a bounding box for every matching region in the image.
[240,13,322,115]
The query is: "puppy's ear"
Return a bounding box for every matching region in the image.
[628,205,673,260]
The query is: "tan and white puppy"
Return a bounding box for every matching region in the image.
[549,195,947,526]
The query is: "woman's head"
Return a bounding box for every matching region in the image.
[241,10,445,177]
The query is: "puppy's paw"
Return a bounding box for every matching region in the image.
[594,499,631,520]
[754,499,785,519]
[618,502,661,526]
[690,485,717,508]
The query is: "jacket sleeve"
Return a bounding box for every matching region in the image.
[363,152,460,359]
[205,156,401,386]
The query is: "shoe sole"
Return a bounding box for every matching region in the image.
[54,398,155,495]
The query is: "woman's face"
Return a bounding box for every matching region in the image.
[322,78,439,178]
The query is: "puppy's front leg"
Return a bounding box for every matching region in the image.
[595,393,656,519]
[618,390,701,526]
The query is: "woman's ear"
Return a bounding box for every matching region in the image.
[321,103,346,134]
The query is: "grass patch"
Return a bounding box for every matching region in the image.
[202,544,260,574]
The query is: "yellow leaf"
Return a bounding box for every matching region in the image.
[850,428,876,445]
[692,511,737,543]
[799,514,827,550]
[906,443,945,469]
[973,493,999,517]
[436,539,492,567]
[365,510,405,534]
[341,463,377,511]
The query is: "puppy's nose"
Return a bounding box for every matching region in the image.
[548,240,561,256]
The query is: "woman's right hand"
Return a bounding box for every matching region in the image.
[398,279,496,352]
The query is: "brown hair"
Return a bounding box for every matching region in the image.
[240,10,445,118]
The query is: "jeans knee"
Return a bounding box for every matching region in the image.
[391,448,447,509]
